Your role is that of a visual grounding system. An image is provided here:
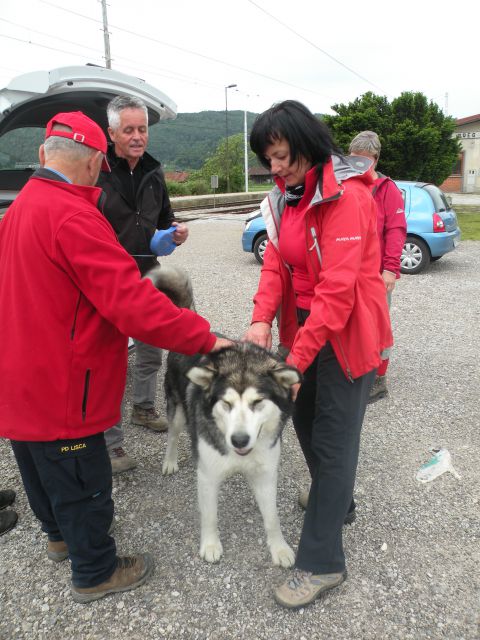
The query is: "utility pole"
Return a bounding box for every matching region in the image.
[225,84,237,193]
[100,0,112,69]
[444,92,449,116]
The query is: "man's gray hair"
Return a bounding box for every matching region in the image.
[107,95,148,130]
[44,128,97,162]
[348,130,381,159]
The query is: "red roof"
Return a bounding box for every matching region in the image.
[456,114,480,126]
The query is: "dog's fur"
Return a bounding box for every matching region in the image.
[147,264,301,567]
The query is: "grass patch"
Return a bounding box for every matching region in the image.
[456,210,480,240]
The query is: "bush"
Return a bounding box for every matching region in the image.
[165,181,188,196]
[186,180,209,195]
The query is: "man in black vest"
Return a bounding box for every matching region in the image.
[99,95,189,474]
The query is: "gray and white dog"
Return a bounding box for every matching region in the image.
[146,264,301,567]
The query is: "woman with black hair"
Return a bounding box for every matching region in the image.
[244,100,392,609]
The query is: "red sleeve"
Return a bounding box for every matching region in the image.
[251,240,283,325]
[380,181,407,276]
[55,212,216,355]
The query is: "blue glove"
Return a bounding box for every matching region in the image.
[150,227,177,256]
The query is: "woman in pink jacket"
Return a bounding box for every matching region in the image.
[349,131,407,402]
[244,101,392,609]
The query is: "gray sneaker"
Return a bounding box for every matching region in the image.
[131,406,168,432]
[368,375,388,404]
[274,569,347,609]
[110,447,137,474]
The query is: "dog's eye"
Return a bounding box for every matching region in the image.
[220,400,232,411]
[251,399,265,410]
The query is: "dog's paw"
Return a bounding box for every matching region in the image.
[200,539,223,563]
[162,459,179,476]
[270,542,295,568]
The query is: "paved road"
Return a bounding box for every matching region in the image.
[0,219,478,640]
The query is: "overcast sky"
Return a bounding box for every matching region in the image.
[0,0,476,120]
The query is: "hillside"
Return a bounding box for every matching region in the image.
[149,110,258,171]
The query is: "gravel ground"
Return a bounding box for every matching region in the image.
[1,217,479,640]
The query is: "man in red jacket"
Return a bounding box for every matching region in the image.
[349,131,407,402]
[0,111,230,603]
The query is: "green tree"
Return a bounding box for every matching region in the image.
[323,91,461,184]
[199,133,256,192]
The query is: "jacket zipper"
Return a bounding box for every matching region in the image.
[82,370,91,421]
[309,227,322,265]
[335,336,354,383]
[70,293,82,340]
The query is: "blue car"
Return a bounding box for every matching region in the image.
[242,181,461,274]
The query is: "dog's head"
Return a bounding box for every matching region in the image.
[187,342,301,456]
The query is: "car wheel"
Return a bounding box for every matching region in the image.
[401,236,430,274]
[253,233,268,264]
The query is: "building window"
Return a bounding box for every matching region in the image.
[451,153,464,176]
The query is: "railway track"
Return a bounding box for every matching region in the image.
[176,199,262,220]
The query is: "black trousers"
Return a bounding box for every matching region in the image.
[293,341,375,574]
[11,433,117,588]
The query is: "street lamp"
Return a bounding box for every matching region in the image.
[225,83,237,193]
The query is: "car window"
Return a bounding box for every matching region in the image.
[0,127,43,171]
[422,184,449,212]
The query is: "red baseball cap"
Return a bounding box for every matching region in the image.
[45,111,110,172]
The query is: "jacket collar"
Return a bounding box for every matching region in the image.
[30,169,105,210]
[272,154,374,207]
[105,145,160,173]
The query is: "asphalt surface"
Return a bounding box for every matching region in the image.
[0,217,479,640]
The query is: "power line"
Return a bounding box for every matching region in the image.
[247,0,387,95]
[0,17,220,92]
[39,0,337,102]
[0,33,103,62]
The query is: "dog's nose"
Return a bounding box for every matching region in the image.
[231,433,250,449]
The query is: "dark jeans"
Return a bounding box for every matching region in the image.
[11,433,117,588]
[293,341,375,574]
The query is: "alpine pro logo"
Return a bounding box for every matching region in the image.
[335,236,361,242]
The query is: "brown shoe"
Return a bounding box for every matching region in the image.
[47,540,69,562]
[71,553,154,604]
[131,406,168,432]
[48,520,115,562]
[110,447,137,474]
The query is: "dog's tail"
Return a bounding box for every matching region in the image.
[144,264,195,310]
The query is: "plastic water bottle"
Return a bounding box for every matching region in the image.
[415,448,461,483]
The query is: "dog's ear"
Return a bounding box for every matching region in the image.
[270,365,301,390]
[186,364,217,390]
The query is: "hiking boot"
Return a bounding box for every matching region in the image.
[47,540,69,562]
[110,447,137,475]
[0,510,18,536]
[274,569,347,609]
[298,489,357,525]
[0,489,16,510]
[71,553,154,604]
[47,520,115,562]
[368,375,388,404]
[131,406,168,432]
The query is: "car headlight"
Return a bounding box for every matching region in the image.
[244,219,254,231]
